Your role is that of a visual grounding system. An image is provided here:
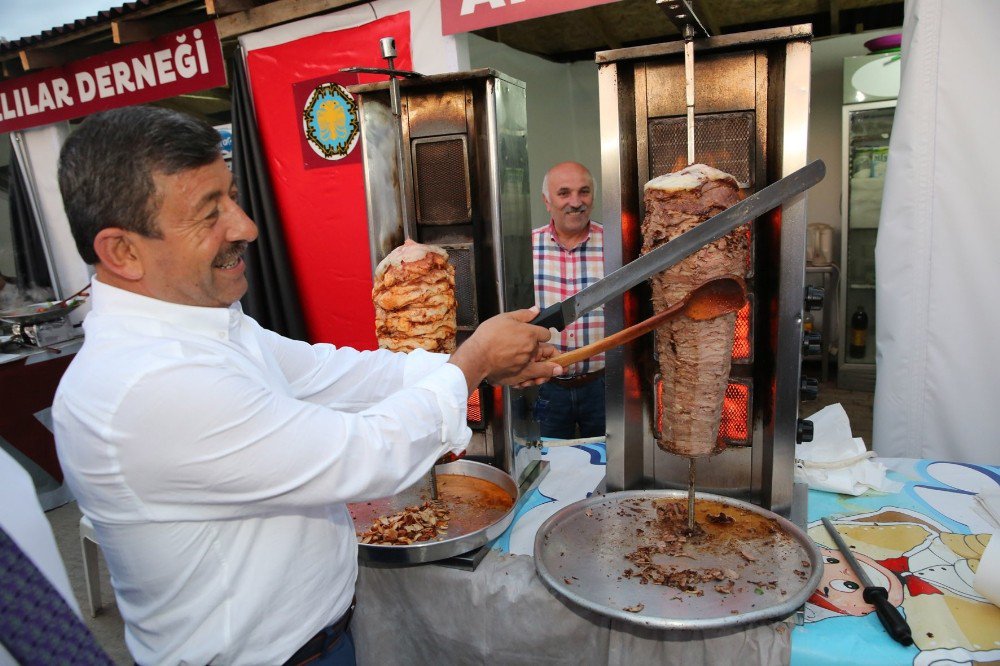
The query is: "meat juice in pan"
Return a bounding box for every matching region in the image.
[641,164,748,457]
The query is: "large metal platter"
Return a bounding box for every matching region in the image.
[349,460,518,565]
[534,490,822,631]
[0,299,83,324]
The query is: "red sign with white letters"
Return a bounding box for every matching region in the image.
[0,21,226,133]
[440,0,620,35]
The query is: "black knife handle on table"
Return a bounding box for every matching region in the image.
[530,302,566,331]
[863,586,913,646]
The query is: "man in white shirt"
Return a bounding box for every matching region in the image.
[52,106,559,666]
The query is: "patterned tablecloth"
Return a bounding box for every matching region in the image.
[492,445,1000,664]
[356,445,999,665]
[793,459,1000,666]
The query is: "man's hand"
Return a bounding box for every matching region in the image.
[449,307,563,393]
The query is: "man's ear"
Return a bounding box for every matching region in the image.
[93,228,144,281]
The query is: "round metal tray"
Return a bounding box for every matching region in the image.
[534,490,822,631]
[349,459,518,565]
[0,300,85,325]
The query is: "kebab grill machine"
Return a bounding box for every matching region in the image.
[345,45,544,566]
[598,19,823,523]
[530,14,826,633]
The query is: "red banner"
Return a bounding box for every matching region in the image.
[245,13,411,349]
[0,22,226,134]
[440,0,620,35]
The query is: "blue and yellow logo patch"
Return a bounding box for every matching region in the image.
[301,83,359,160]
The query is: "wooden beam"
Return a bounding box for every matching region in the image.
[17,46,93,72]
[829,0,841,34]
[206,0,269,17]
[215,0,366,39]
[112,16,200,44]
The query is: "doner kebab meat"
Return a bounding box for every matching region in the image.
[642,164,748,457]
[373,239,457,353]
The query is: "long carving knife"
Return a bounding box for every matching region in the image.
[821,517,913,646]
[530,159,826,331]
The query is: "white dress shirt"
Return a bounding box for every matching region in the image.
[53,278,470,665]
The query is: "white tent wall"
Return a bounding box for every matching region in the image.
[873,0,1000,464]
[466,34,601,231]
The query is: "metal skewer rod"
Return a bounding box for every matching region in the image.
[379,37,417,241]
[687,457,696,532]
[683,23,696,165]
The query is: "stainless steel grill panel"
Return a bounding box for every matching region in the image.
[442,243,478,329]
[412,136,471,225]
[648,112,755,187]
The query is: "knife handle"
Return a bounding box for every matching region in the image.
[530,302,565,331]
[863,586,912,646]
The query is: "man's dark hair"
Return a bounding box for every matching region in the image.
[58,106,222,264]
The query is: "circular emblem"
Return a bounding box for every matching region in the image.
[301,83,360,160]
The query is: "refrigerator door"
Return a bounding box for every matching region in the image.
[838,100,896,390]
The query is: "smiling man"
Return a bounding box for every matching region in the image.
[531,161,606,439]
[52,106,559,666]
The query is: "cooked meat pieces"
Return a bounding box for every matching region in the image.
[357,501,451,545]
[372,239,457,353]
[642,164,748,457]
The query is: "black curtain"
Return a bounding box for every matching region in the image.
[231,52,308,341]
[7,139,52,290]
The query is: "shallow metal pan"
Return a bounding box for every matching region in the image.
[534,489,822,631]
[349,459,518,565]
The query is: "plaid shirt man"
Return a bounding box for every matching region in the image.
[532,220,605,377]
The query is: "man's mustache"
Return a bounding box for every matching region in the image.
[215,241,249,265]
[562,204,589,213]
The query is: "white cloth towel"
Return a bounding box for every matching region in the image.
[795,403,903,496]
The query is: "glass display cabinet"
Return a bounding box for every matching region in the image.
[838,52,899,391]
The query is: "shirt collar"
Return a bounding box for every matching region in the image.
[546,220,593,251]
[89,277,242,338]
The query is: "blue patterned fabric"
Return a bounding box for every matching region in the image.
[0,526,112,665]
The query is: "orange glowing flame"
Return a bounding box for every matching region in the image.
[731,299,752,362]
[467,388,482,423]
[719,381,751,444]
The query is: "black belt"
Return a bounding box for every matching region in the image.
[282,597,356,666]
[552,368,604,389]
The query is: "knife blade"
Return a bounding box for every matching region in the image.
[530,159,826,330]
[821,516,913,646]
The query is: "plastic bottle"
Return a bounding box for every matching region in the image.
[849,306,869,359]
[803,312,814,333]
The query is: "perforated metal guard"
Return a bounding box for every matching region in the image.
[731,293,754,365]
[719,378,752,447]
[412,137,471,225]
[443,243,478,329]
[648,112,755,188]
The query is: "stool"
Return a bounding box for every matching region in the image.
[79,515,101,617]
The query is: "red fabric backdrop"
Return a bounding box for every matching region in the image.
[245,13,411,348]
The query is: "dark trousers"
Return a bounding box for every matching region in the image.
[535,376,606,439]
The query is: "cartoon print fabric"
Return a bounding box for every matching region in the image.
[795,461,1000,666]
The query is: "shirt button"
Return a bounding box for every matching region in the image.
[218,332,226,340]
